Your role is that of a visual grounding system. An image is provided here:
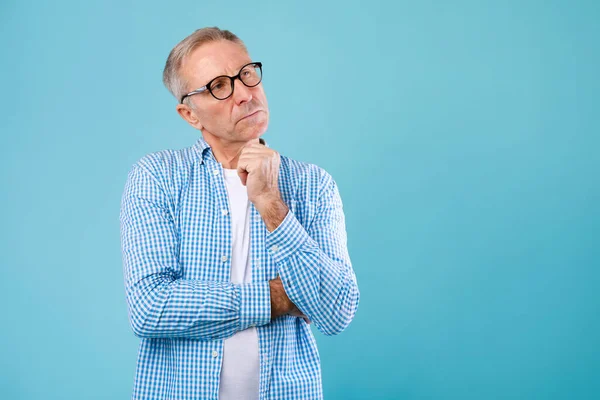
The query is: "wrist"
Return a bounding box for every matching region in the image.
[253,192,282,211]
[269,278,294,319]
[256,196,288,232]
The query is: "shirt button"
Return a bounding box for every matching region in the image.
[212,350,218,358]
[270,245,279,253]
[212,169,219,175]
[221,255,228,262]
[221,209,229,216]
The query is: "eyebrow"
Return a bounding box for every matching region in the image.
[204,61,253,83]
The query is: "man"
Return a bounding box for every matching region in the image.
[119,27,360,400]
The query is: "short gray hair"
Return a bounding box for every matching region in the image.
[162,27,248,104]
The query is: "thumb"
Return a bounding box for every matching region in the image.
[237,168,248,185]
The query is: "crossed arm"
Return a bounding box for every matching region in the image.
[119,163,359,340]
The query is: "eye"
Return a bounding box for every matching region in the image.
[210,77,230,91]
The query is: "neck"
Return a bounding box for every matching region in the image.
[202,132,261,169]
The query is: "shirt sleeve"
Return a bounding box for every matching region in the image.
[264,170,360,336]
[120,163,271,340]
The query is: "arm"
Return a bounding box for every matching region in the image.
[119,163,271,340]
[259,172,360,336]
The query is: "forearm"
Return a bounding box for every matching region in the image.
[259,190,359,335]
[126,275,271,340]
[269,221,359,335]
[121,164,272,340]
[255,195,288,233]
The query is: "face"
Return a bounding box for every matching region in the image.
[176,40,269,143]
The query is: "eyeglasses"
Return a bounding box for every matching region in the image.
[180,61,263,103]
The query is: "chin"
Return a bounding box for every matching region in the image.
[240,118,269,140]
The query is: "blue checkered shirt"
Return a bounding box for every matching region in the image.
[119,136,360,399]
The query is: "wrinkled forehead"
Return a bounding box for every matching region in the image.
[181,40,252,88]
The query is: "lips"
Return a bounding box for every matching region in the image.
[239,110,261,121]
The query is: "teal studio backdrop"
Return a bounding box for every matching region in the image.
[1,0,598,399]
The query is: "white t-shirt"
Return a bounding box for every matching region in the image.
[218,167,260,400]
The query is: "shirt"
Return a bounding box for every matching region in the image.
[119,135,360,400]
[219,167,259,400]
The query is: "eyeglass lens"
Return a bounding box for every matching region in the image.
[209,64,262,99]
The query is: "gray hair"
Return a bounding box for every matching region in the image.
[162,27,247,105]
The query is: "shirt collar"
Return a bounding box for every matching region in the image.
[192,136,212,165]
[193,136,268,165]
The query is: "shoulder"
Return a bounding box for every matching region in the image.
[129,141,198,181]
[126,144,198,204]
[280,154,333,183]
[134,145,195,178]
[279,154,336,203]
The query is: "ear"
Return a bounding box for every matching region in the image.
[176,103,203,130]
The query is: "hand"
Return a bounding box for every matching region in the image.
[289,304,311,325]
[236,140,281,207]
[269,276,311,324]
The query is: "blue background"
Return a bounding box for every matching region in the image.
[1,0,598,399]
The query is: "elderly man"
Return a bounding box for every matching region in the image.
[119,27,360,400]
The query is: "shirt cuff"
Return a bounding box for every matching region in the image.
[237,281,271,330]
[265,208,311,264]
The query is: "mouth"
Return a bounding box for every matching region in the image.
[239,110,262,122]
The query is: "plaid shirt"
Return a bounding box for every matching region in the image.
[119,136,360,399]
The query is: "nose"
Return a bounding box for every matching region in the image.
[232,77,252,105]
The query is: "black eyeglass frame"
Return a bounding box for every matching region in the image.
[180,61,263,104]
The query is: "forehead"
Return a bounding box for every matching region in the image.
[182,40,251,86]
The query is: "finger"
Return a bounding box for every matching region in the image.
[238,170,248,185]
[235,139,258,159]
[239,139,263,153]
[239,148,271,158]
[241,141,272,152]
[238,155,262,169]
[236,160,249,185]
